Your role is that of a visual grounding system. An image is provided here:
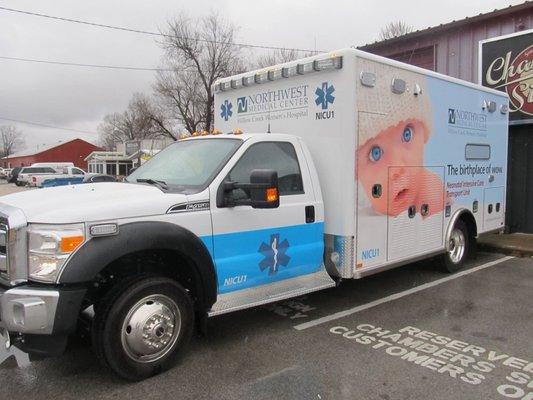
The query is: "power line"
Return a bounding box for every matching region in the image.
[0,6,321,53]
[0,55,171,71]
[0,117,96,135]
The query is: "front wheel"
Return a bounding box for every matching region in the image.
[440,220,472,272]
[92,276,194,381]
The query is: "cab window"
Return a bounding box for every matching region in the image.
[227,142,304,196]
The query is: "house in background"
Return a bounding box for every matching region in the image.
[85,137,174,177]
[359,1,533,233]
[1,138,102,170]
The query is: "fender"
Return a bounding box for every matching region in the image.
[58,221,217,309]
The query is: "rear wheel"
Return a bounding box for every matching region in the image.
[441,220,471,272]
[92,276,194,381]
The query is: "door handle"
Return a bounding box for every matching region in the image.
[305,206,315,223]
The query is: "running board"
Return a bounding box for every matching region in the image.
[208,269,336,317]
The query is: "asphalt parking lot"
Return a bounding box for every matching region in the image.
[0,180,34,195]
[0,252,531,400]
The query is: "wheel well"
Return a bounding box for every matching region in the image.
[84,249,204,312]
[458,211,478,239]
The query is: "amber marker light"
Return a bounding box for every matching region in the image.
[60,236,84,253]
[266,188,278,203]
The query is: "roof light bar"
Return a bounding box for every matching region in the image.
[220,81,231,91]
[282,66,297,78]
[255,71,268,84]
[268,69,283,81]
[314,56,343,71]
[231,79,242,89]
[242,75,254,86]
[297,61,314,75]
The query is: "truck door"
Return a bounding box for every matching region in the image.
[209,139,325,295]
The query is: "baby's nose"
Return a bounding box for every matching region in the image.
[391,167,406,180]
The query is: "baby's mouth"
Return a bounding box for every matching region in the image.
[394,188,409,202]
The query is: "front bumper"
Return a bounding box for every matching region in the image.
[0,286,60,334]
[0,284,86,356]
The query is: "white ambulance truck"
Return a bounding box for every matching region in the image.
[0,49,508,380]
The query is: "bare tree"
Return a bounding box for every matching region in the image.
[379,21,414,41]
[0,125,25,157]
[154,12,245,136]
[255,48,311,69]
[98,93,160,149]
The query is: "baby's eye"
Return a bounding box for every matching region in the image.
[369,146,383,162]
[402,126,413,142]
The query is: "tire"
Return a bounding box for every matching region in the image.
[92,276,194,381]
[440,220,472,273]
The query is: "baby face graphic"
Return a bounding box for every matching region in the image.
[357,118,437,216]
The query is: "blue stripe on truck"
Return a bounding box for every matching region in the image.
[202,222,325,294]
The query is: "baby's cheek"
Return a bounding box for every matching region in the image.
[371,195,388,215]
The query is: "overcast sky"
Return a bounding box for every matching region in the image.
[0,0,525,151]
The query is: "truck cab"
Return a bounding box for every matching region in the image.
[0,132,333,381]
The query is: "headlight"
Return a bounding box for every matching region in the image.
[28,223,85,282]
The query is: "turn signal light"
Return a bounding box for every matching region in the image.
[60,236,84,253]
[266,188,278,203]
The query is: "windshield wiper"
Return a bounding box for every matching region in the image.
[136,178,168,190]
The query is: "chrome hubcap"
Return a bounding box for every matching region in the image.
[448,228,466,264]
[121,295,181,363]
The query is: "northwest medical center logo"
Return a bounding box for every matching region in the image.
[220,100,233,121]
[237,97,248,113]
[258,234,290,275]
[236,85,309,117]
[447,108,487,131]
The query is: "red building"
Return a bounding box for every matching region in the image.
[359,2,533,233]
[1,138,102,170]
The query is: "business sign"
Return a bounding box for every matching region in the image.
[480,29,533,124]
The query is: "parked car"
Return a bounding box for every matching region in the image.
[41,173,115,188]
[26,166,86,187]
[83,174,116,183]
[7,167,21,184]
[16,166,58,186]
[0,168,11,180]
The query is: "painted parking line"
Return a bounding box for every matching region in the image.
[293,256,513,331]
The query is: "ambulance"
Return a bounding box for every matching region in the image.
[0,49,508,380]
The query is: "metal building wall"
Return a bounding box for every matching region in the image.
[360,4,533,84]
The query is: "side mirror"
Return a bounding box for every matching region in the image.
[221,169,279,209]
[249,169,279,209]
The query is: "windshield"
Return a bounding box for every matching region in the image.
[126,138,242,193]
